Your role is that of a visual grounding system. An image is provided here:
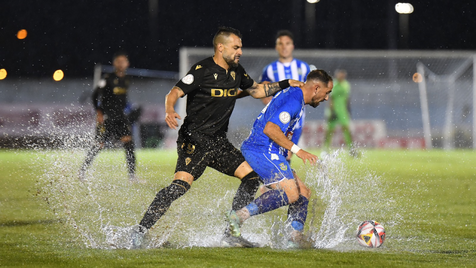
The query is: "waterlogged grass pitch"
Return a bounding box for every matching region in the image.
[0,149,475,267]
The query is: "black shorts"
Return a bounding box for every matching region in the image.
[96,118,132,142]
[175,133,246,180]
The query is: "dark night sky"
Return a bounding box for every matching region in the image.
[1,0,475,77]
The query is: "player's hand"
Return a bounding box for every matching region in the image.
[295,149,318,165]
[289,79,304,88]
[165,111,181,130]
[96,110,104,124]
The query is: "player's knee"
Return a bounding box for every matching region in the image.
[285,189,300,203]
[241,171,260,191]
[166,180,191,198]
[301,187,311,199]
[121,136,132,143]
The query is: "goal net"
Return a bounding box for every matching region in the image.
[177,48,476,150]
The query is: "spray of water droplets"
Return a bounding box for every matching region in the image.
[37,145,401,250]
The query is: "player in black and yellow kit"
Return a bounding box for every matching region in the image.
[79,52,140,183]
[130,27,304,248]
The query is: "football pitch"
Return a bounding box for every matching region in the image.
[0,148,475,267]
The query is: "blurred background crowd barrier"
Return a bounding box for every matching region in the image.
[1,49,475,150]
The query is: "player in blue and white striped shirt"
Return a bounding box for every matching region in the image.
[259,30,312,162]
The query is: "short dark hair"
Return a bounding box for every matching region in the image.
[307,69,333,84]
[276,30,294,41]
[213,26,242,50]
[113,50,128,60]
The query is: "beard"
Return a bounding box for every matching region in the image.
[224,55,239,68]
[310,100,320,108]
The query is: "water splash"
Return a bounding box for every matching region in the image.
[37,146,400,250]
[305,149,400,250]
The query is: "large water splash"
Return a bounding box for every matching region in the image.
[305,150,400,250]
[37,146,399,250]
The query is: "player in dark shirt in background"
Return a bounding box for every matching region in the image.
[79,51,141,183]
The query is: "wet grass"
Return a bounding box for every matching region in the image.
[0,149,475,267]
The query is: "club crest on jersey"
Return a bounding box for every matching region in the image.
[230,71,236,80]
[279,163,288,171]
[279,112,291,124]
[182,74,194,85]
[185,157,192,166]
[181,143,195,154]
[214,73,218,80]
[113,87,127,95]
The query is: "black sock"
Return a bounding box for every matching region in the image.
[124,141,136,176]
[80,144,101,172]
[139,180,191,229]
[232,171,260,211]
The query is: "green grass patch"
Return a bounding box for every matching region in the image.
[0,149,475,267]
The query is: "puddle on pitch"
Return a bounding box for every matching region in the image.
[37,145,403,251]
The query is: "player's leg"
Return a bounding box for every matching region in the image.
[232,161,260,211]
[79,143,102,180]
[286,173,311,248]
[208,138,261,247]
[208,137,261,211]
[228,150,299,237]
[139,171,194,229]
[78,123,106,180]
[131,171,194,248]
[120,135,136,180]
[341,124,353,148]
[324,121,336,152]
[230,178,300,236]
[132,137,208,248]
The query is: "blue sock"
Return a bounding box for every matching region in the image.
[287,195,309,232]
[245,189,289,216]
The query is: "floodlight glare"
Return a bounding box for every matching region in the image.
[395,3,414,14]
[53,69,64,81]
[0,69,7,80]
[17,29,28,40]
[307,0,320,3]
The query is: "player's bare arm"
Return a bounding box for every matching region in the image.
[245,79,304,99]
[263,121,318,165]
[165,86,185,129]
[96,110,104,124]
[236,89,250,99]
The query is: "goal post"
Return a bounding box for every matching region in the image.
[178,47,476,150]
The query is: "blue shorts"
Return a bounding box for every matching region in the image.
[241,149,294,186]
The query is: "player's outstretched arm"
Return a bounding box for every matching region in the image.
[263,122,318,165]
[245,79,304,99]
[165,86,185,130]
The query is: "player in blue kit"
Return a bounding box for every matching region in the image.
[227,69,333,248]
[260,30,311,158]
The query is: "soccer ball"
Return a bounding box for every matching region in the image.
[356,220,386,248]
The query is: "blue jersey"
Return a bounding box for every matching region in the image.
[260,59,310,83]
[242,86,304,156]
[259,59,310,144]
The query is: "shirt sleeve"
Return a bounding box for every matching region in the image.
[238,64,255,90]
[266,95,300,133]
[302,61,311,82]
[174,64,205,96]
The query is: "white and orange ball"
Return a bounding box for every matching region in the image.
[356,220,386,248]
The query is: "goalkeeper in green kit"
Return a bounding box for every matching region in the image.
[323,69,357,157]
